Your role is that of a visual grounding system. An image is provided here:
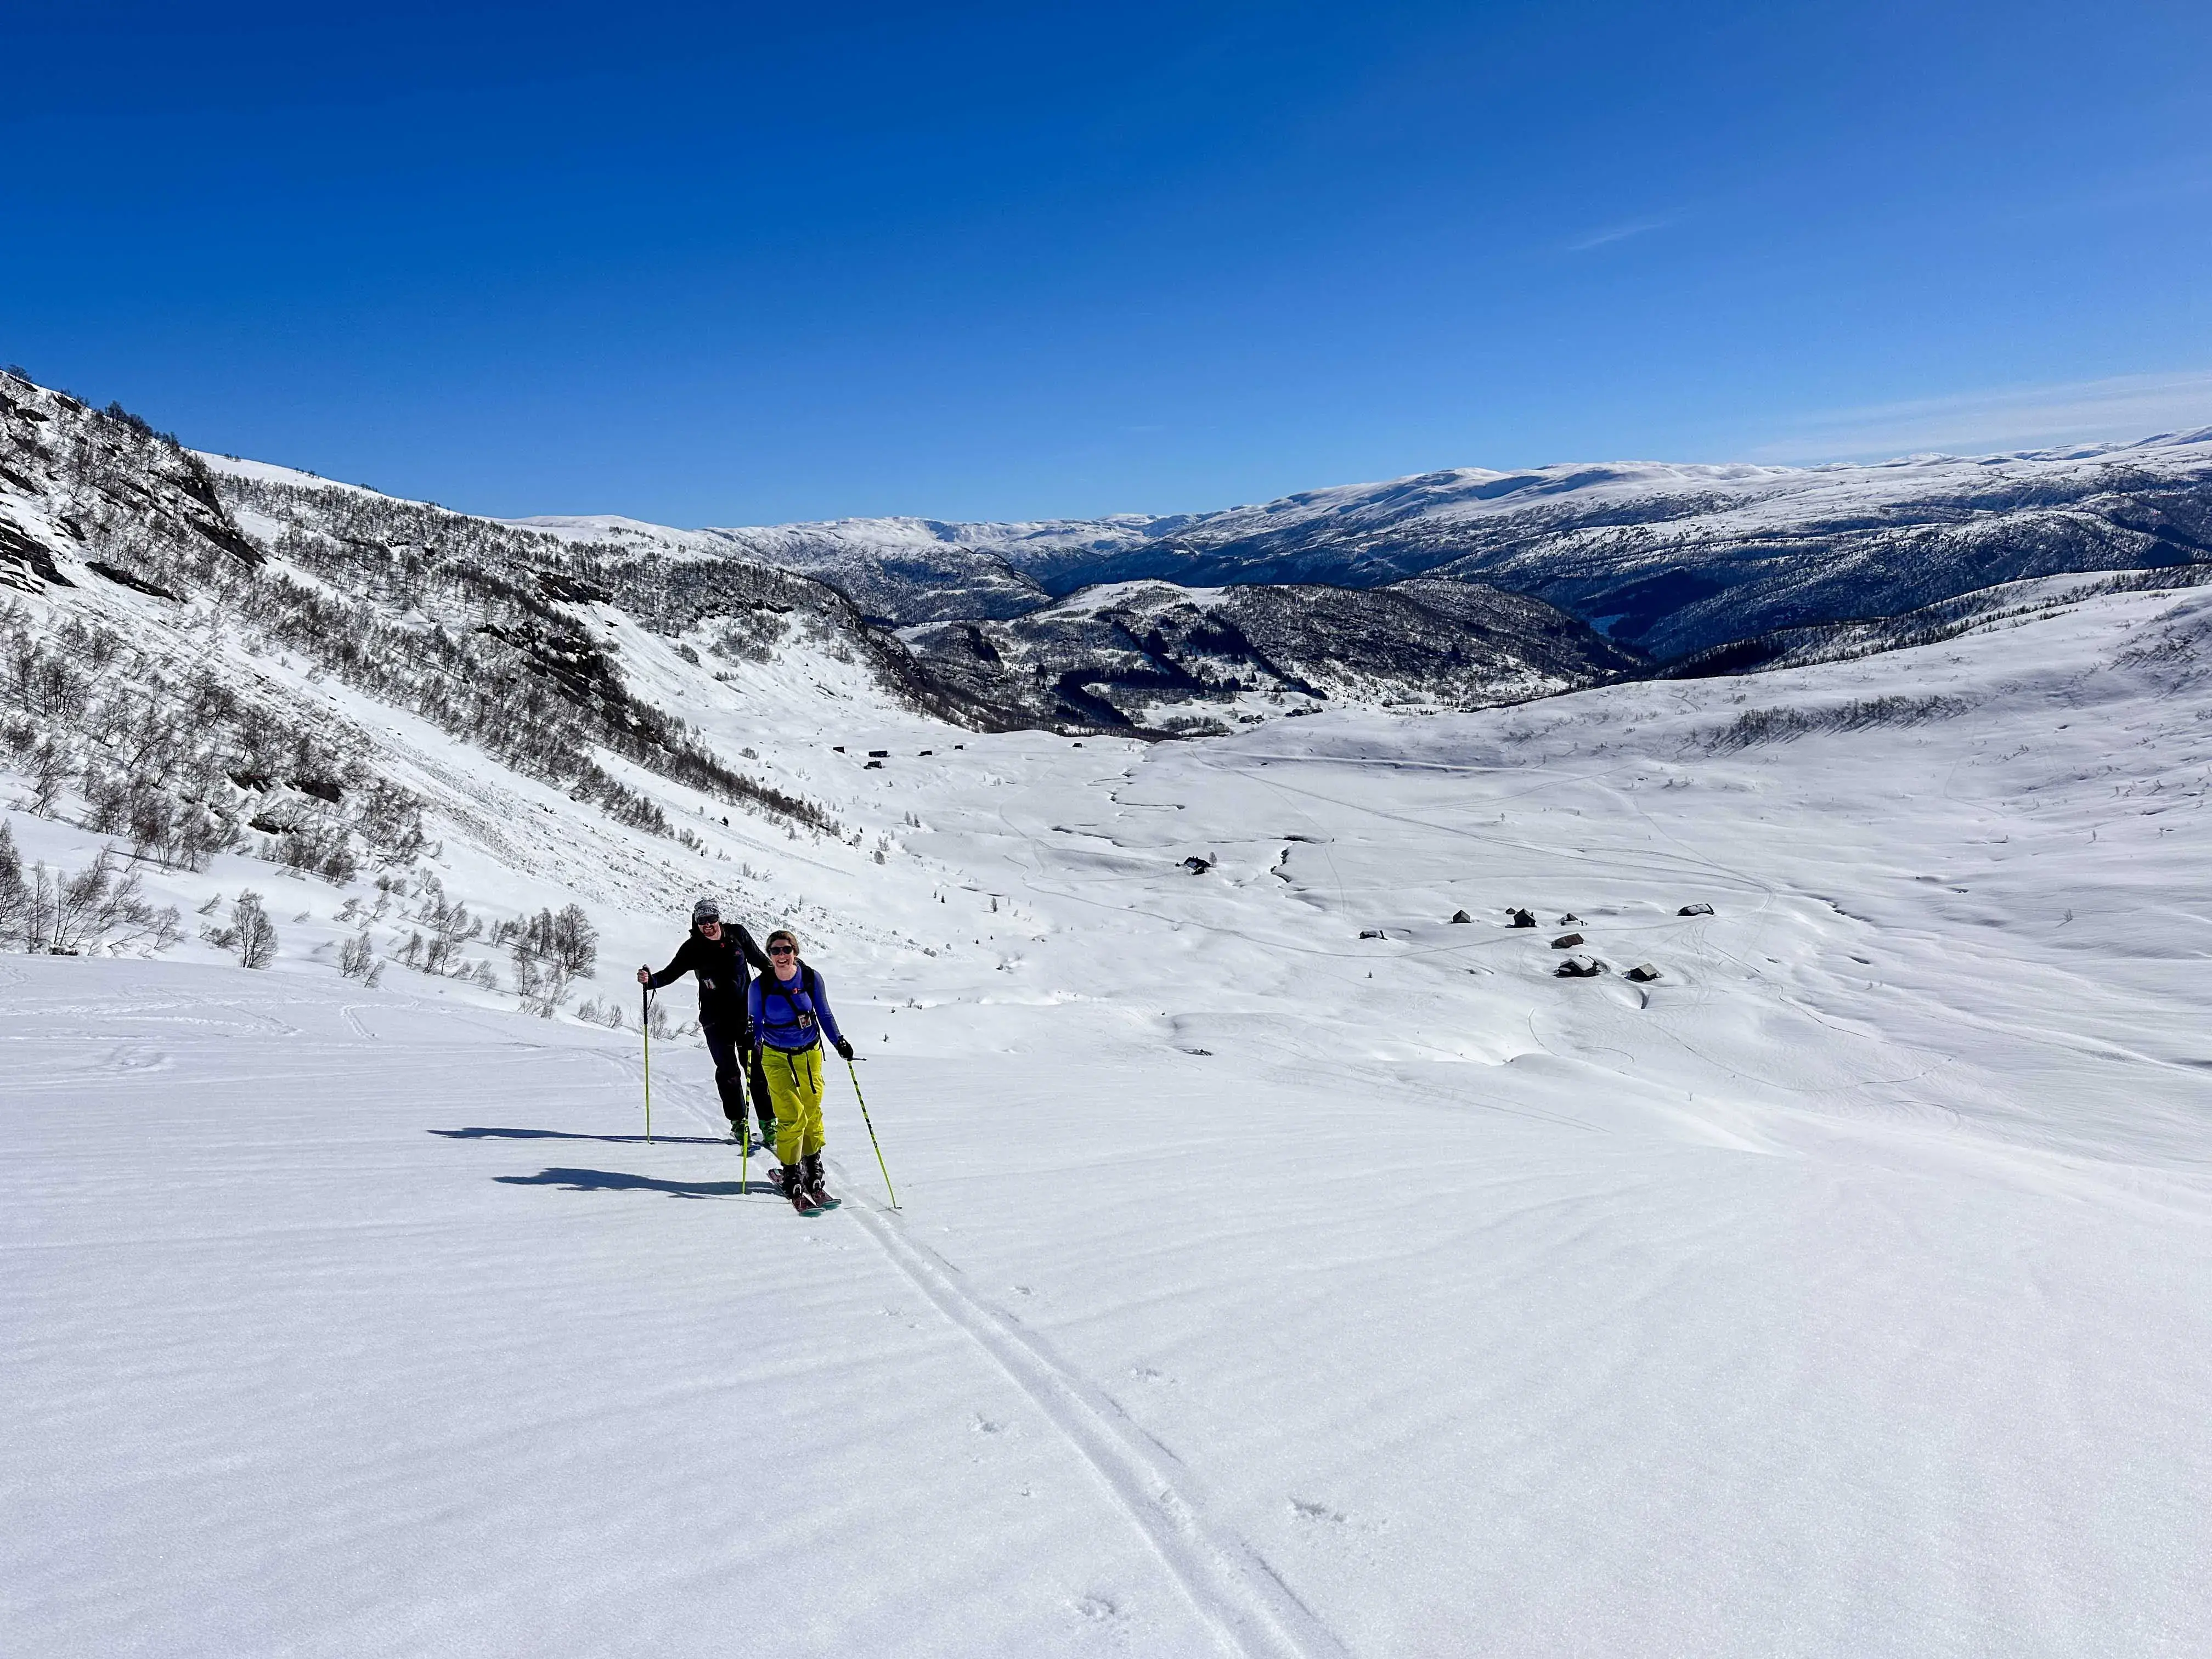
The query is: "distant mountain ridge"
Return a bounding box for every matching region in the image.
[512,511,1186,624]
[0,376,1632,759]
[522,431,2212,659]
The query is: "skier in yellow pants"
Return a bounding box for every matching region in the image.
[761,1045,823,1166]
[747,929,854,1215]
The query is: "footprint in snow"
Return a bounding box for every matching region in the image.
[1290,1499,1345,1524]
[971,1414,1003,1435]
[1075,1595,1119,1622]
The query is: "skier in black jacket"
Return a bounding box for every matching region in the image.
[635,898,776,1146]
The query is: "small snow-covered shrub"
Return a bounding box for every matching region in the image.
[338,929,378,983]
[0,835,181,958]
[202,889,276,968]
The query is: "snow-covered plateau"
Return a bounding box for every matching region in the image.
[4,373,2211,1655]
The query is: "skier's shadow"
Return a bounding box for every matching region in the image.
[495,1166,755,1200]
[432,1127,730,1146]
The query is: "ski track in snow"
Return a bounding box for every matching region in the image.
[625,1048,1344,1656]
[629,1018,1334,1656]
[841,1187,1351,1659]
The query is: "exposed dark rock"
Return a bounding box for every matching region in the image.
[85,561,182,601]
[537,571,613,605]
[0,518,71,590]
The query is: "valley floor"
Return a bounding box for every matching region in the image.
[7,586,2212,1657]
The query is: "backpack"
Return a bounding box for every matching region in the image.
[759,964,820,1035]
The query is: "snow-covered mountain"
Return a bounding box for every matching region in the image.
[514,510,1188,625]
[639,436,2212,660]
[902,576,1645,734]
[0,368,1637,997]
[1135,439,2212,658]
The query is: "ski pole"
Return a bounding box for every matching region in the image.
[740,1051,752,1194]
[845,1057,899,1210]
[641,985,653,1143]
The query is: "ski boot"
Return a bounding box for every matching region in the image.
[781,1165,822,1216]
[800,1152,838,1210]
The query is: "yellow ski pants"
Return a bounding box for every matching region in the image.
[760,1042,826,1166]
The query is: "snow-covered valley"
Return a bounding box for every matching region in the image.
[9,555,2212,1655]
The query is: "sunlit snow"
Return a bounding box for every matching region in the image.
[8,574,2211,1655]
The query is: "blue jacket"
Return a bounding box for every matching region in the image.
[748,962,845,1054]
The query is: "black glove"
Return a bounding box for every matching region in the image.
[833,1037,855,1062]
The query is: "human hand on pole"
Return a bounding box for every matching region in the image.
[635,965,652,985]
[833,1036,855,1061]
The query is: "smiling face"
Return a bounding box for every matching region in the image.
[697,918,721,940]
[766,933,798,978]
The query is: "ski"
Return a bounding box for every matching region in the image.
[768,1166,829,1215]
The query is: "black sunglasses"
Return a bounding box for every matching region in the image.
[767,944,795,955]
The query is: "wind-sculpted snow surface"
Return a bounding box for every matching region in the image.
[9,576,2212,1655]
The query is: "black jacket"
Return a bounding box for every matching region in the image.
[647,924,772,1028]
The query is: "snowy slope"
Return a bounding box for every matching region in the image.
[9,556,2212,1654]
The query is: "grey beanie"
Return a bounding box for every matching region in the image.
[691,898,720,924]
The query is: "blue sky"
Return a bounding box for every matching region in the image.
[5,1,2208,524]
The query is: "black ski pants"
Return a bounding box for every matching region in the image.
[702,1020,775,1139]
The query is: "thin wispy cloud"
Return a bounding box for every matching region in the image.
[1753,370,2212,463]
[1563,217,1668,252]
